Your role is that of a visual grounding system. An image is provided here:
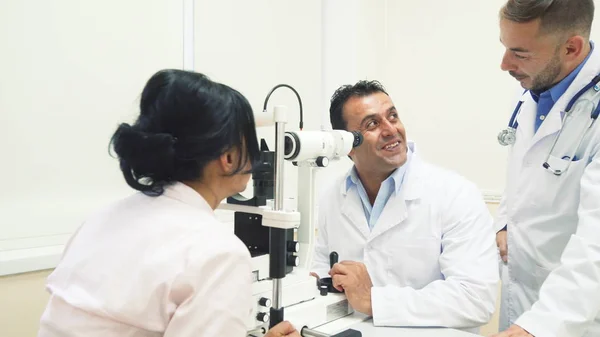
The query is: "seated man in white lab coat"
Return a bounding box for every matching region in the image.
[311,80,499,330]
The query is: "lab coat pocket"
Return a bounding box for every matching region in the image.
[386,237,441,290]
[572,143,590,163]
[532,157,588,207]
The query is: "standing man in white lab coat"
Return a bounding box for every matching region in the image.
[494,1,600,336]
[311,80,499,331]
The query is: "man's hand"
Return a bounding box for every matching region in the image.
[329,261,373,316]
[497,229,508,263]
[265,321,301,337]
[491,324,534,337]
[309,272,319,279]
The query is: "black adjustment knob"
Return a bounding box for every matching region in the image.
[320,285,328,296]
[256,312,269,323]
[316,156,329,167]
[258,297,271,307]
[287,241,299,253]
[287,255,299,267]
[330,251,339,268]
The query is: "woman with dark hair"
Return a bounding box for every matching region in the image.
[37,69,300,337]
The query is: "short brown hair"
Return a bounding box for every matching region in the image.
[500,0,594,38]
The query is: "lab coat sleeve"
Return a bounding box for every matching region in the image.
[515,155,600,337]
[163,242,252,337]
[311,204,332,279]
[371,181,499,328]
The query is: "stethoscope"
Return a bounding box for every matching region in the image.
[498,74,600,175]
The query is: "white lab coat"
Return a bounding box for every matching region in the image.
[38,182,252,337]
[312,143,499,331]
[495,45,600,337]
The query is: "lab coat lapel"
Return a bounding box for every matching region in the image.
[527,89,568,149]
[515,93,536,151]
[367,193,407,242]
[529,103,561,146]
[340,184,370,240]
[367,155,422,242]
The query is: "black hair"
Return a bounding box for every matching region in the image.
[501,0,594,38]
[329,80,389,130]
[110,69,259,196]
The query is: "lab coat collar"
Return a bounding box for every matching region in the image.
[339,141,423,241]
[161,181,215,213]
[345,144,412,195]
[401,141,422,201]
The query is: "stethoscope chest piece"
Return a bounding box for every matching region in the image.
[498,127,516,146]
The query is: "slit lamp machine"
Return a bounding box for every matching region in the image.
[218,84,363,337]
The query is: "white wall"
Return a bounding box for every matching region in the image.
[0,0,184,275]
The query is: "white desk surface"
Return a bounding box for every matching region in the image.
[314,313,482,337]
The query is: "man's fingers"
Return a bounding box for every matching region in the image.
[332,274,346,292]
[489,326,514,337]
[329,262,350,276]
[339,260,360,266]
[491,325,533,337]
[496,231,508,263]
[499,241,508,262]
[309,272,319,279]
[266,321,296,336]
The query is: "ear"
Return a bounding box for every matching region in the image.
[564,35,586,59]
[218,151,235,174]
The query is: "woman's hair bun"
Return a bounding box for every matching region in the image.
[111,123,177,195]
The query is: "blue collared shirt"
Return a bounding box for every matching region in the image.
[345,148,412,230]
[531,42,594,133]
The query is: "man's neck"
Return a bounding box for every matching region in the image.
[356,169,394,205]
